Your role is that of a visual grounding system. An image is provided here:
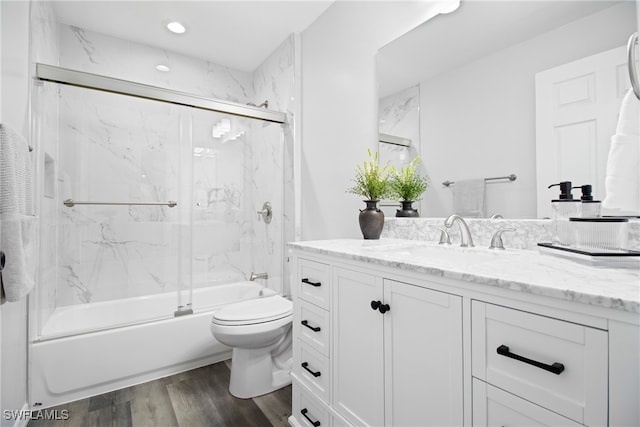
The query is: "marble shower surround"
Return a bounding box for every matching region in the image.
[32,18,295,316]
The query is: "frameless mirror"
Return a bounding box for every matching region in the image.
[377,0,637,218]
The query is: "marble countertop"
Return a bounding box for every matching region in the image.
[289,239,640,314]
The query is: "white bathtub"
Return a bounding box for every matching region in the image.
[30,282,271,408]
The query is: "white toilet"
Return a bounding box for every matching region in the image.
[210,292,293,398]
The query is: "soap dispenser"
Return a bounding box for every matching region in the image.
[548,181,581,245]
[573,184,601,218]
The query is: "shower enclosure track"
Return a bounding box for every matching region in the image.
[35,63,286,124]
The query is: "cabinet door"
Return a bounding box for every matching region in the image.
[472,379,582,427]
[332,267,384,427]
[384,279,463,427]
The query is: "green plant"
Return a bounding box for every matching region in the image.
[390,156,429,201]
[347,149,393,201]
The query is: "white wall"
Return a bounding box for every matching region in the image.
[1,0,31,422]
[420,2,636,218]
[300,1,443,240]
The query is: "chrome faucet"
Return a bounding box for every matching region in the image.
[250,272,269,281]
[444,214,475,247]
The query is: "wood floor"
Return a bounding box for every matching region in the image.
[28,360,292,427]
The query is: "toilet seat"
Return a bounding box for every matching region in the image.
[212,295,292,326]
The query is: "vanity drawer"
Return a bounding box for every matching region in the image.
[472,378,581,427]
[293,383,331,427]
[472,301,607,426]
[298,258,330,309]
[295,343,330,403]
[296,299,330,357]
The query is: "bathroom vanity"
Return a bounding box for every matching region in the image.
[287,239,639,427]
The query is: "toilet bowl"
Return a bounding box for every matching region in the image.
[210,293,293,398]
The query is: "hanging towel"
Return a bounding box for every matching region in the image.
[453,179,486,218]
[0,124,37,303]
[602,89,640,215]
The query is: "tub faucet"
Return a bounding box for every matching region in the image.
[250,272,269,281]
[444,214,475,247]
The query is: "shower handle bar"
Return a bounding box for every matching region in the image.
[628,32,640,101]
[442,174,517,187]
[63,199,177,208]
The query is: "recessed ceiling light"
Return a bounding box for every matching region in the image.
[167,21,186,34]
[156,64,171,72]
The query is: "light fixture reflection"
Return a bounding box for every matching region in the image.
[156,64,170,72]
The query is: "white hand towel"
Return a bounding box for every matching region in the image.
[602,89,640,215]
[453,179,486,218]
[0,124,37,302]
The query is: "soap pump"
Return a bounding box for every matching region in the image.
[548,181,581,245]
[573,184,601,217]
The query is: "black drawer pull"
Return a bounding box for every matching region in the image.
[497,345,565,375]
[301,362,322,377]
[301,408,321,426]
[370,300,390,314]
[301,278,321,287]
[301,320,321,332]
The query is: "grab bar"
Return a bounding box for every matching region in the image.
[63,199,177,208]
[442,174,516,187]
[628,32,639,101]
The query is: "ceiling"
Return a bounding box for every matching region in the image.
[52,0,334,72]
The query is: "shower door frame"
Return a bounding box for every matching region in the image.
[33,63,288,335]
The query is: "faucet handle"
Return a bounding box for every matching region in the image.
[489,227,516,250]
[430,226,452,245]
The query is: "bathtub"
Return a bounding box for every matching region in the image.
[30,282,272,409]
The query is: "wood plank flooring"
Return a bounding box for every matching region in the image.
[28,360,292,427]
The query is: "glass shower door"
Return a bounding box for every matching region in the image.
[35,82,191,339]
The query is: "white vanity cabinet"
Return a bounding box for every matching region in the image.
[289,242,640,427]
[290,254,464,427]
[332,268,463,427]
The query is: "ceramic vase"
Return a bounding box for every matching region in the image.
[396,200,419,217]
[359,200,384,239]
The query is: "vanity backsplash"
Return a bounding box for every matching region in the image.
[382,217,640,251]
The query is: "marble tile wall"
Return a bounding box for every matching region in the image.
[31,14,294,317]
[382,217,640,251]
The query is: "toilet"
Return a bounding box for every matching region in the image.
[210,293,293,398]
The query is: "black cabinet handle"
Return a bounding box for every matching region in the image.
[301,408,321,426]
[301,278,321,287]
[371,300,390,314]
[301,320,321,332]
[497,345,565,375]
[301,362,321,377]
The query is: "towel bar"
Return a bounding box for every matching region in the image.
[63,199,177,208]
[442,174,517,187]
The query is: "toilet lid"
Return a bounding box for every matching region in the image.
[212,295,292,324]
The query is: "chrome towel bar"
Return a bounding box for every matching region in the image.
[63,199,177,208]
[442,174,517,187]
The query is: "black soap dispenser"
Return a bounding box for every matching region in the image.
[548,181,580,245]
[573,184,601,217]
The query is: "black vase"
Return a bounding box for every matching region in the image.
[359,200,384,239]
[396,200,419,218]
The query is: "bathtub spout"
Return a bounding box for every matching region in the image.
[250,272,268,281]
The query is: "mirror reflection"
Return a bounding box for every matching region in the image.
[378,0,637,219]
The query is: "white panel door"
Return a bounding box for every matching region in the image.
[384,279,463,427]
[535,45,630,218]
[332,267,384,427]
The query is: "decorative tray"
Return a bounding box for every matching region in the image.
[537,243,640,268]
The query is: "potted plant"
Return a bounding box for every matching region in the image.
[347,149,393,239]
[390,156,429,217]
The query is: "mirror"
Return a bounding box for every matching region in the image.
[378,0,637,218]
